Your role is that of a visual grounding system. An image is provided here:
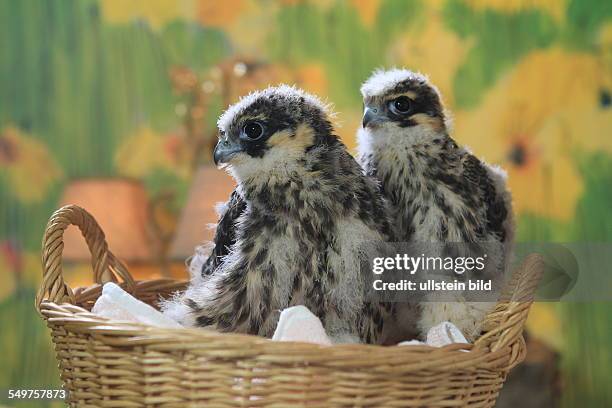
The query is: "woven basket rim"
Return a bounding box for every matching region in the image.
[38,297,517,374]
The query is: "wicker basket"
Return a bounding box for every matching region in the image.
[36,205,544,407]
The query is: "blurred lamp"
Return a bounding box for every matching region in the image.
[169,166,235,260]
[60,179,155,262]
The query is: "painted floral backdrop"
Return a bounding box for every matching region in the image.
[0,0,610,406]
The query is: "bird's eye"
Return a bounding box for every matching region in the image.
[242,121,264,140]
[389,96,412,114]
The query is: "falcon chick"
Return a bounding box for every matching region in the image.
[357,69,514,341]
[163,85,392,343]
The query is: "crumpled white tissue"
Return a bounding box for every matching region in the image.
[272,305,332,345]
[272,306,469,347]
[426,321,468,346]
[398,321,468,347]
[92,282,183,328]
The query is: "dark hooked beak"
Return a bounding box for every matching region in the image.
[362,107,382,128]
[213,138,242,165]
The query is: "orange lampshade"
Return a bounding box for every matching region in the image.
[169,166,236,260]
[60,179,155,262]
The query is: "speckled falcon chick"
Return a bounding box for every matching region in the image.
[163,85,392,343]
[357,69,514,341]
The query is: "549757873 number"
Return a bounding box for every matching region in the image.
[6,389,67,400]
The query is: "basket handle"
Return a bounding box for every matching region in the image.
[35,205,136,313]
[475,253,545,352]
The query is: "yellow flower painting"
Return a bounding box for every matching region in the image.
[115,127,185,178]
[454,48,609,220]
[0,127,63,203]
[100,0,195,28]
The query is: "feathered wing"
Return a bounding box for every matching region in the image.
[200,189,247,277]
[415,153,516,341]
[163,189,247,327]
[462,154,514,246]
[485,163,515,246]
